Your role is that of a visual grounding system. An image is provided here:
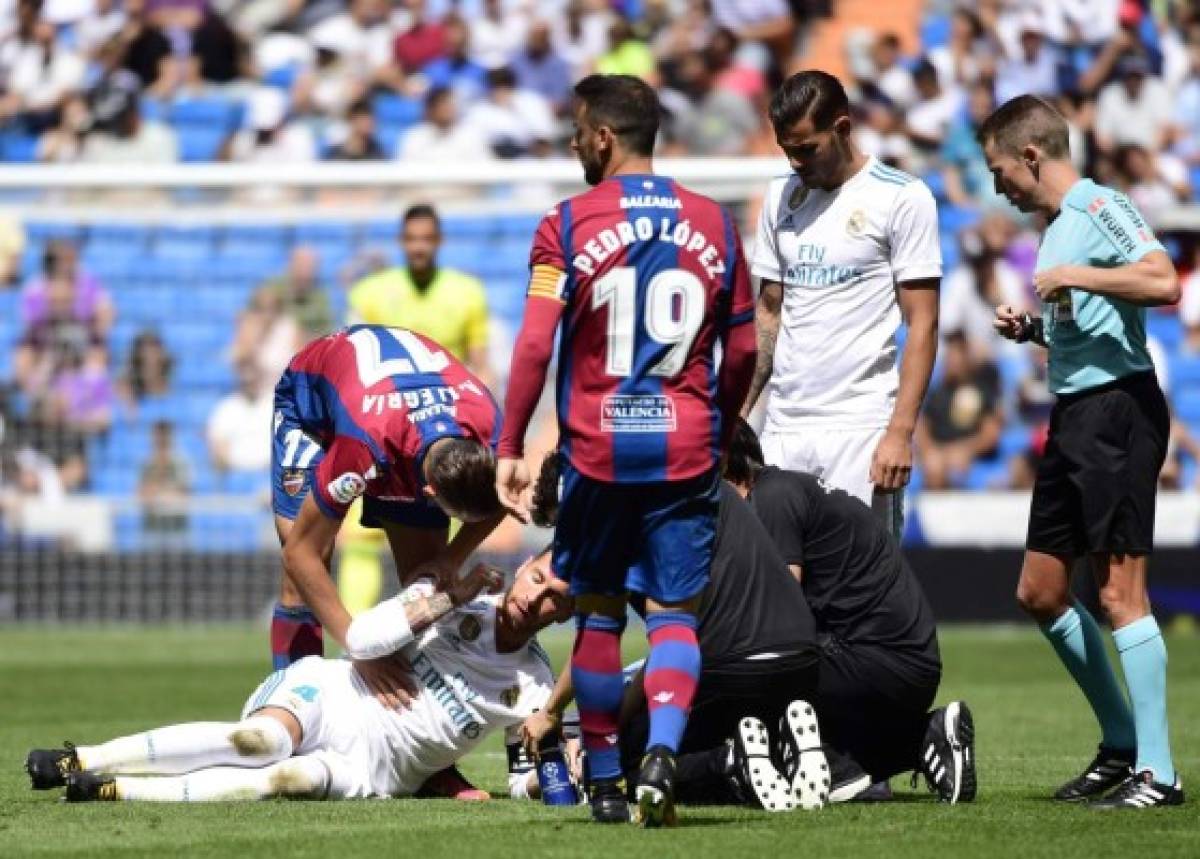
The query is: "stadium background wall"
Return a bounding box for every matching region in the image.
[2,548,1197,624]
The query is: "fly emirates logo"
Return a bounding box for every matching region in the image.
[571,217,726,279]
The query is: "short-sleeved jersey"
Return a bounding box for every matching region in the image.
[529,174,754,483]
[752,157,942,430]
[1036,179,1163,394]
[278,325,501,518]
[347,268,490,363]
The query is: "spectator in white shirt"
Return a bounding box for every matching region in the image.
[995,12,1059,106]
[306,0,404,93]
[462,65,555,157]
[228,87,316,164]
[940,212,1030,360]
[207,361,273,474]
[928,7,995,90]
[1094,53,1173,154]
[868,32,915,109]
[905,58,963,161]
[398,85,491,161]
[1179,248,1200,355]
[550,0,610,78]
[1,8,85,131]
[470,0,527,69]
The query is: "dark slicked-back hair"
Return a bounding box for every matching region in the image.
[769,70,851,134]
[573,74,660,155]
[976,95,1070,159]
[426,438,499,521]
[723,418,765,488]
[530,450,562,528]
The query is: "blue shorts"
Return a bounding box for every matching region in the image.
[271,395,449,531]
[551,462,719,603]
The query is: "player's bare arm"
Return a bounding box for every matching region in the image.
[282,495,354,647]
[345,563,503,661]
[520,663,574,756]
[741,280,783,417]
[1032,251,1180,306]
[497,291,566,522]
[872,280,938,490]
[284,495,419,709]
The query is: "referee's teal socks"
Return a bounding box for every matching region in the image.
[1041,602,1136,752]
[1113,615,1175,784]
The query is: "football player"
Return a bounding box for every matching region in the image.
[26,561,571,803]
[495,74,756,825]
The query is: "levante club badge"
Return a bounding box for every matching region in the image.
[282,469,306,496]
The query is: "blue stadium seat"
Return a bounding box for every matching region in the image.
[0,132,39,163]
[89,222,151,247]
[920,15,953,50]
[364,218,398,243]
[188,509,264,552]
[176,358,235,389]
[376,122,411,158]
[938,204,980,235]
[168,97,244,128]
[499,213,542,240]
[178,125,232,163]
[443,216,496,239]
[24,221,85,243]
[1147,313,1182,351]
[113,508,144,551]
[998,425,1031,460]
[1170,353,1200,392]
[1174,386,1200,422]
[922,170,947,201]
[295,221,358,244]
[964,458,1008,490]
[152,226,217,262]
[373,94,423,125]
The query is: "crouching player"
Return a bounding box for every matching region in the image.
[26,562,572,802]
[269,324,503,680]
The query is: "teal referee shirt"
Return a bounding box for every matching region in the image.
[1037,179,1165,394]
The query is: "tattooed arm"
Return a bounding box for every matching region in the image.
[344,564,502,660]
[740,280,783,417]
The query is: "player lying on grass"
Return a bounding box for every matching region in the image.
[521,450,975,809]
[26,562,571,803]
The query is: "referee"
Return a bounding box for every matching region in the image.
[981,96,1182,809]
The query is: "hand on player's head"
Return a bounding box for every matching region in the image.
[495,457,532,524]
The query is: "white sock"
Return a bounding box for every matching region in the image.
[114,755,331,802]
[78,716,293,775]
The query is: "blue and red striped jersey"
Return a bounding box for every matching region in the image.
[520,174,754,483]
[281,325,500,517]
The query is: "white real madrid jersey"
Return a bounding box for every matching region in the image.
[358,583,554,794]
[752,156,942,430]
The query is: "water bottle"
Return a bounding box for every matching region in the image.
[536,730,581,806]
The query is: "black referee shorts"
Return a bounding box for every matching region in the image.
[1026,371,1169,557]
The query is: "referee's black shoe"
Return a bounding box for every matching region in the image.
[25,742,80,790]
[1053,745,1135,802]
[587,776,631,824]
[1090,770,1185,809]
[916,701,976,804]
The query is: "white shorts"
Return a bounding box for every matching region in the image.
[241,657,393,799]
[759,426,904,538]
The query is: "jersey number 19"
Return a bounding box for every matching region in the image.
[593,266,705,379]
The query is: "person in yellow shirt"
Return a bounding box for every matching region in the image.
[347,204,492,387]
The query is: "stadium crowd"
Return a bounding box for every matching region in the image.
[4,0,1200,549]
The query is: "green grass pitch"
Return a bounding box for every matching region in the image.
[2,626,1198,858]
